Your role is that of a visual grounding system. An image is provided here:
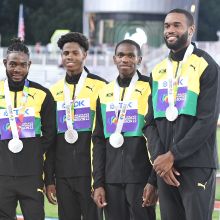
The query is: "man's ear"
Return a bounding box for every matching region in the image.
[113,55,117,65]
[27,60,31,70]
[189,24,195,37]
[137,56,142,65]
[83,51,87,59]
[3,59,7,67]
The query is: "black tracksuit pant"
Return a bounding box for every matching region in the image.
[104,183,156,220]
[158,167,216,220]
[56,176,100,220]
[0,175,44,220]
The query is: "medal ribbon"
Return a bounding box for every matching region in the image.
[113,72,139,134]
[4,79,30,139]
[63,69,88,131]
[166,44,194,108]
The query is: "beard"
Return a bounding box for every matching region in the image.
[164,31,189,51]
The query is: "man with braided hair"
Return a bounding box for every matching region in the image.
[44,32,106,220]
[0,38,56,220]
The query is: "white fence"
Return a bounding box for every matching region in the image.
[0,41,220,87]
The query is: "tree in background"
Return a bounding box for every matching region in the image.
[0,0,82,46]
[0,0,219,45]
[197,0,220,41]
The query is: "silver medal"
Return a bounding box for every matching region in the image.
[165,106,178,121]
[109,132,124,148]
[64,129,78,144]
[8,138,23,153]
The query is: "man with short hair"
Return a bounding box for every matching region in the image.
[144,8,220,220]
[44,32,106,220]
[92,39,157,220]
[0,38,56,220]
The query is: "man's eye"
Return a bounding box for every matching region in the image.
[21,64,27,68]
[9,63,15,67]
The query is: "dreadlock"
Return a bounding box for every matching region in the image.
[7,38,30,56]
[57,32,89,52]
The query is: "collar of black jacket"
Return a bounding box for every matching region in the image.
[65,72,82,84]
[65,66,90,84]
[169,42,196,62]
[117,70,141,87]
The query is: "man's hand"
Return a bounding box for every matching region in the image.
[153,151,174,176]
[162,167,180,187]
[93,187,108,208]
[46,184,57,205]
[142,183,158,207]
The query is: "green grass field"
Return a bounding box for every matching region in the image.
[16,128,220,219]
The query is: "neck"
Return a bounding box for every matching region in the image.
[7,77,26,92]
[171,41,191,54]
[65,72,82,84]
[170,44,192,62]
[119,71,136,79]
[67,66,84,77]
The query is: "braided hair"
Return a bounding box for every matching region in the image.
[7,38,30,56]
[57,32,89,52]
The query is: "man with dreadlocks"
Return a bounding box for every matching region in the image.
[44,32,106,220]
[0,38,56,220]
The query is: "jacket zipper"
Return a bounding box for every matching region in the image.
[13,91,17,175]
[175,62,179,78]
[172,61,179,146]
[14,92,17,108]
[120,87,126,182]
[72,84,76,157]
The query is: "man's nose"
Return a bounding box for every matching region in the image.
[14,65,22,72]
[121,56,129,62]
[166,26,175,34]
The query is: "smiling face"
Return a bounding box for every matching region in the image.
[61,42,87,76]
[113,43,142,79]
[3,52,31,82]
[164,12,195,52]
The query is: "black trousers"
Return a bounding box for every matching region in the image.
[0,175,44,220]
[104,183,156,220]
[158,167,216,220]
[56,176,100,220]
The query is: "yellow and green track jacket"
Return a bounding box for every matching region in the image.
[44,69,106,185]
[0,78,56,176]
[144,44,220,168]
[92,72,154,189]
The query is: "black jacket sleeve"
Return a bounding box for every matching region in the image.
[92,97,106,189]
[147,169,157,187]
[40,90,56,186]
[143,76,165,162]
[170,58,220,161]
[44,142,56,186]
[40,90,56,153]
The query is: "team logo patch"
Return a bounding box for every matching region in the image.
[106,93,113,97]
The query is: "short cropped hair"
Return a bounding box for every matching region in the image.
[57,32,89,52]
[115,39,141,56]
[167,8,194,26]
